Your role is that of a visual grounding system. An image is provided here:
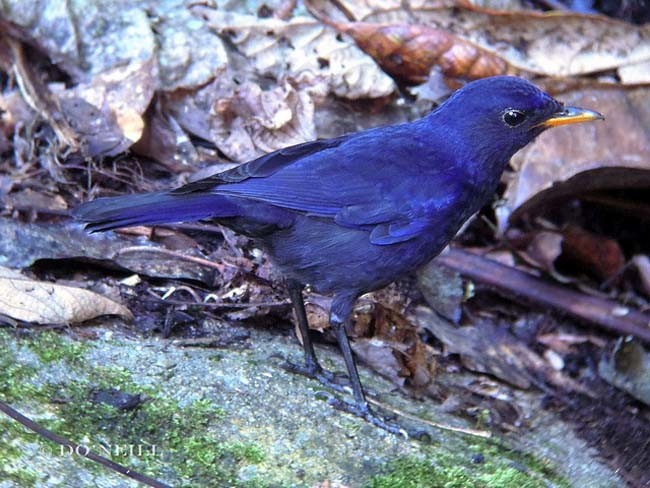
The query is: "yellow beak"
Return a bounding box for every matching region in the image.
[541,106,604,128]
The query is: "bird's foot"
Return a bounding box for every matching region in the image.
[281,359,348,394]
[317,392,429,439]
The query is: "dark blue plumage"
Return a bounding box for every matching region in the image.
[74,76,602,434]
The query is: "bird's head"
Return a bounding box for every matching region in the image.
[432,76,603,165]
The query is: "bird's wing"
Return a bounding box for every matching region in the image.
[175,124,463,244]
[172,136,349,191]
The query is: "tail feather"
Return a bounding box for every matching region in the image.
[73,191,240,232]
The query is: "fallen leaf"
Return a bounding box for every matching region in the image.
[305,1,511,84]
[0,266,132,324]
[0,218,217,285]
[416,306,595,395]
[193,6,395,99]
[131,101,200,170]
[519,231,564,276]
[347,1,650,81]
[165,76,319,162]
[560,226,625,282]
[351,302,434,389]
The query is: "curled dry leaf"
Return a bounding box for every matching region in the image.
[520,231,564,275]
[302,293,434,388]
[48,59,158,157]
[305,1,510,84]
[193,6,395,99]
[165,76,318,162]
[333,0,650,82]
[497,88,650,231]
[0,266,132,325]
[66,58,157,145]
[351,302,434,389]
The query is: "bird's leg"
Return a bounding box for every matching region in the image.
[328,294,408,436]
[282,280,345,391]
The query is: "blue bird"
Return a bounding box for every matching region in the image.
[74,76,602,434]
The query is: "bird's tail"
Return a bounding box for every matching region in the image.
[73,191,240,232]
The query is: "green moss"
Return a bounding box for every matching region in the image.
[0,330,265,487]
[367,440,569,488]
[478,467,541,488]
[366,457,471,488]
[0,332,42,402]
[25,330,88,365]
[0,419,41,485]
[45,373,263,486]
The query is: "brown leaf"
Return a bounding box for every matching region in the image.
[347,1,650,81]
[56,58,157,155]
[351,302,434,388]
[520,231,564,275]
[131,101,199,170]
[302,295,434,388]
[0,266,132,324]
[305,1,510,84]
[561,226,625,282]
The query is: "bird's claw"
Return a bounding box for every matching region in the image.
[281,359,349,394]
[316,391,428,439]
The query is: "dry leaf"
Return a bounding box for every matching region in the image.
[522,231,564,274]
[52,59,158,155]
[561,226,625,281]
[305,1,510,84]
[351,302,434,388]
[416,306,595,395]
[165,76,319,162]
[330,0,650,82]
[0,266,132,324]
[193,6,395,99]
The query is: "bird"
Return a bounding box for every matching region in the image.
[74,76,603,434]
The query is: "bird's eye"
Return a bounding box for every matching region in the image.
[502,109,527,127]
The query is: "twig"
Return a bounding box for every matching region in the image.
[366,397,491,439]
[113,246,230,272]
[437,248,650,344]
[142,293,290,309]
[0,400,171,488]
